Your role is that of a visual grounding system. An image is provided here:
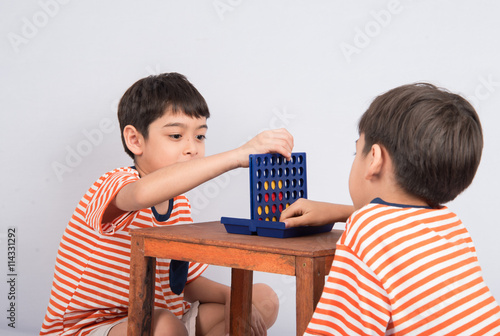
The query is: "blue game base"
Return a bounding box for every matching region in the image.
[220,216,334,238]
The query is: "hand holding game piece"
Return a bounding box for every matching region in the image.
[235,128,294,167]
[280,199,354,228]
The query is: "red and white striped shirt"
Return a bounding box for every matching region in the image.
[40,167,208,335]
[306,198,500,336]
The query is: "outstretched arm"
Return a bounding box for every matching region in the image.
[280,198,354,228]
[113,128,293,213]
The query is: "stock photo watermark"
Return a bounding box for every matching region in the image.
[213,0,244,21]
[339,0,403,63]
[5,227,18,328]
[466,74,500,108]
[51,118,115,182]
[50,64,165,183]
[7,0,72,53]
[191,106,296,215]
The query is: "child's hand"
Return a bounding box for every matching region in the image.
[280,198,354,228]
[250,304,267,336]
[223,301,267,335]
[236,128,294,167]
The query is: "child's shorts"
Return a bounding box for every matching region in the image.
[88,301,199,336]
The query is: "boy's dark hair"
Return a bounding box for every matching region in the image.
[118,72,210,159]
[359,83,483,207]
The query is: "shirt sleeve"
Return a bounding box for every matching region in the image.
[186,262,209,284]
[304,244,392,336]
[84,168,139,235]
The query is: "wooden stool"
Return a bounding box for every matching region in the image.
[127,221,342,336]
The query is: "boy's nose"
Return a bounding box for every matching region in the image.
[183,139,198,156]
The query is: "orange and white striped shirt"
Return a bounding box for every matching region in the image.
[305,198,500,336]
[40,167,208,335]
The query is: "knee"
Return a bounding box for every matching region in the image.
[153,309,188,336]
[252,283,280,328]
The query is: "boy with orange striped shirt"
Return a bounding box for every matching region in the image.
[281,83,500,335]
[40,73,291,336]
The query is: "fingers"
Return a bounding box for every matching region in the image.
[251,321,266,336]
[279,207,301,223]
[280,199,317,228]
[282,216,307,228]
[266,128,294,160]
[236,128,294,167]
[283,201,355,228]
[250,305,267,336]
[253,128,294,159]
[280,198,305,221]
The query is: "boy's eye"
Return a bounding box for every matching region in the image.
[196,135,206,141]
[170,134,182,139]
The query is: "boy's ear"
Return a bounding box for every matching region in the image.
[123,125,144,156]
[365,144,384,180]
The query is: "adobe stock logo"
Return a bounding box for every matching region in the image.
[213,0,243,21]
[340,0,403,63]
[50,63,163,183]
[7,0,72,53]
[467,74,500,108]
[51,118,115,182]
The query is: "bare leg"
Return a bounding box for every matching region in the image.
[196,283,279,336]
[252,283,279,328]
[196,303,225,336]
[109,308,188,336]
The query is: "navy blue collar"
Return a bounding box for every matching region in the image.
[151,199,174,222]
[371,197,433,209]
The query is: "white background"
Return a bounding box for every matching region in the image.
[1,0,500,335]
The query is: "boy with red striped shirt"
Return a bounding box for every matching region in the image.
[40,73,291,336]
[281,83,500,335]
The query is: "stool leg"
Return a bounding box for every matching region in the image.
[128,236,156,336]
[295,256,326,336]
[230,268,253,335]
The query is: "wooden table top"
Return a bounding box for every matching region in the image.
[131,221,343,258]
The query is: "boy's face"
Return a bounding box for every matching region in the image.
[348,133,371,210]
[136,110,207,175]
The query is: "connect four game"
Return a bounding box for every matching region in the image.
[221,152,334,238]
